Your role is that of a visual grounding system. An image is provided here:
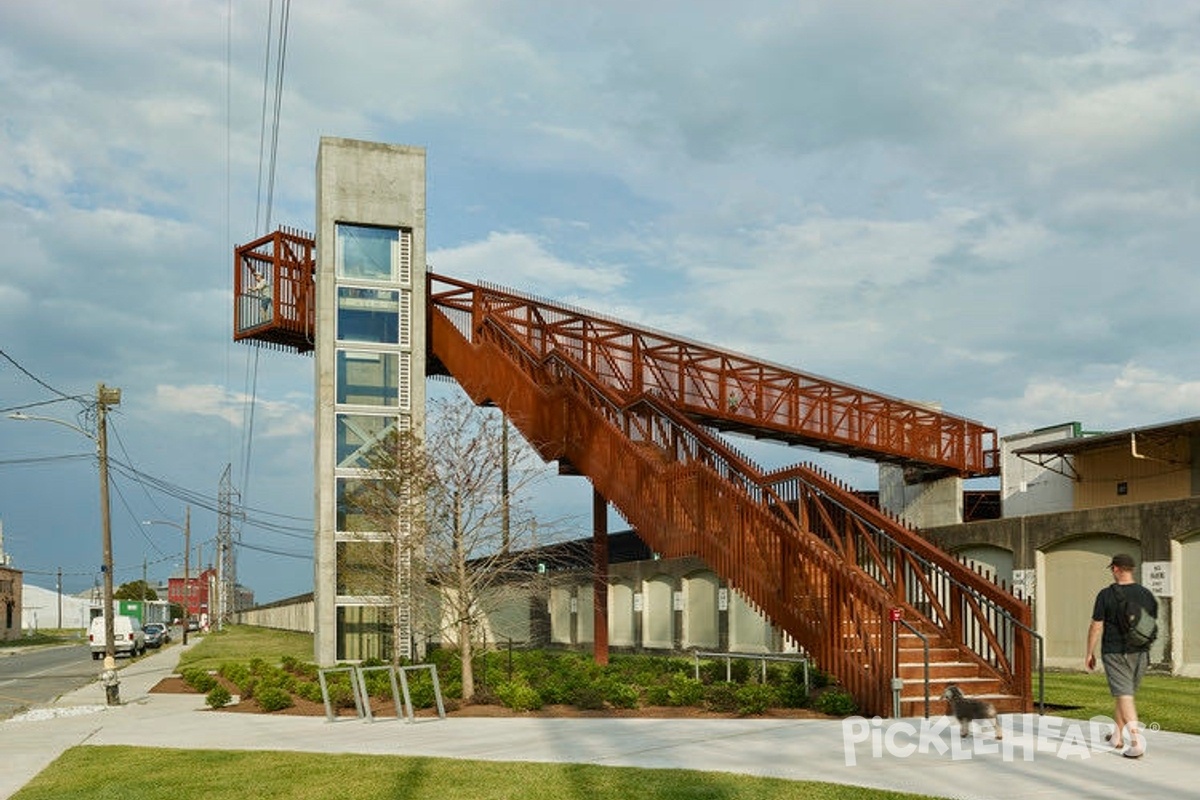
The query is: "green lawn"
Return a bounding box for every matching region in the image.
[176,625,313,673]
[0,629,85,648]
[1041,669,1200,735]
[12,747,936,800]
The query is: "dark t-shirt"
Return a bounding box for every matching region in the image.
[1092,582,1158,654]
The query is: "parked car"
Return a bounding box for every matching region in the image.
[186,618,200,633]
[143,622,168,648]
[88,615,146,659]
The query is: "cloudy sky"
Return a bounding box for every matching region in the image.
[2,1,1199,604]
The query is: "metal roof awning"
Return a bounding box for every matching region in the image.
[1012,417,1200,478]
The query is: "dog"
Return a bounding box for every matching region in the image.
[942,684,1003,740]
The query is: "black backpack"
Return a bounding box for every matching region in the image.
[1112,584,1158,650]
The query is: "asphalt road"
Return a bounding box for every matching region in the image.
[0,644,99,720]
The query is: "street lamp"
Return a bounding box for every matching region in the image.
[143,506,191,644]
[8,383,122,704]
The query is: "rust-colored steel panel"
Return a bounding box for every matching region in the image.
[425,273,1032,717]
[429,274,998,477]
[233,227,315,354]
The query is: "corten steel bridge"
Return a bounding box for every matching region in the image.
[235,229,1034,717]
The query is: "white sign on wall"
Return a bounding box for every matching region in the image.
[673,591,684,611]
[633,593,643,612]
[718,588,729,611]
[1011,569,1036,601]
[1143,561,1172,597]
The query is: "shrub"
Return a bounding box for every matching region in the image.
[205,685,232,709]
[571,683,607,711]
[660,673,704,707]
[815,689,857,717]
[257,686,294,712]
[407,677,437,709]
[603,680,641,710]
[182,668,217,694]
[735,683,778,716]
[495,680,542,712]
[362,670,395,700]
[218,662,251,688]
[295,681,324,703]
[325,680,359,709]
[704,682,740,713]
[280,655,319,680]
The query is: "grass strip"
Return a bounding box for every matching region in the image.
[13,746,936,800]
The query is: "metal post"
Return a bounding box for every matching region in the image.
[592,488,609,666]
[96,382,121,705]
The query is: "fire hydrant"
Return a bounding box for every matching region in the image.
[100,655,121,706]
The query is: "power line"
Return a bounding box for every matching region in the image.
[0,347,85,403]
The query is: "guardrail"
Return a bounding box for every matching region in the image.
[692,650,810,692]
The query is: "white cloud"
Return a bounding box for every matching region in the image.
[155,384,312,439]
[431,232,626,294]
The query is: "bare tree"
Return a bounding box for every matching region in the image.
[350,396,558,699]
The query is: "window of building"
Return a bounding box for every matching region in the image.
[336,539,395,596]
[337,287,400,343]
[336,350,400,407]
[336,605,393,662]
[336,224,398,281]
[336,413,407,469]
[338,477,383,533]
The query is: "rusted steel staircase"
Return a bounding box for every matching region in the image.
[428,274,1034,717]
[229,225,1033,717]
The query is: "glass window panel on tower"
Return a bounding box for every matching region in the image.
[337,351,399,406]
[337,287,400,343]
[336,224,398,281]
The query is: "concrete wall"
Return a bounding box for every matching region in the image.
[878,464,962,528]
[237,596,314,633]
[926,496,1200,672]
[1001,423,1078,517]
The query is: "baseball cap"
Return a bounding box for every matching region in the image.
[1108,553,1135,569]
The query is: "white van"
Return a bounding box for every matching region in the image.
[88,615,146,659]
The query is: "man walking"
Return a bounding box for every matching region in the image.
[1085,553,1157,758]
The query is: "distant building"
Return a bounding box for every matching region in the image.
[924,417,1200,675]
[0,521,21,641]
[168,567,218,622]
[0,564,20,642]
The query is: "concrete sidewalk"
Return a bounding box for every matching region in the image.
[2,642,1198,800]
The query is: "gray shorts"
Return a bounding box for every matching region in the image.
[1102,651,1149,697]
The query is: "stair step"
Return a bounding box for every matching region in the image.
[900,693,1027,717]
[898,661,983,679]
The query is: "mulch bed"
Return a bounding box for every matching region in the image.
[149,675,831,720]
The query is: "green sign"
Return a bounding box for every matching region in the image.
[118,600,143,623]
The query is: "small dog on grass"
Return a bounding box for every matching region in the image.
[942,684,1003,740]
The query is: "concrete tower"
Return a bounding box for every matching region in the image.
[314,138,426,665]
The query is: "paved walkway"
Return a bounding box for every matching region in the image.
[2,642,1198,799]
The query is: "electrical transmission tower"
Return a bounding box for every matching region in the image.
[218,464,241,626]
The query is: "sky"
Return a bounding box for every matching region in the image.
[2,1,1199,604]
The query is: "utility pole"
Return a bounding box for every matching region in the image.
[56,567,62,630]
[183,505,191,645]
[97,382,121,705]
